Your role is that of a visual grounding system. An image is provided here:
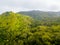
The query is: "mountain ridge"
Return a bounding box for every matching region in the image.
[18,10,60,20]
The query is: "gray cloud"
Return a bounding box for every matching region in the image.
[0,0,60,13]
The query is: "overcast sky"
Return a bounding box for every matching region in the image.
[0,0,60,13]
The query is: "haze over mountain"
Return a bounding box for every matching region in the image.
[18,10,60,20]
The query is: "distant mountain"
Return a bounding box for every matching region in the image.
[18,10,60,20]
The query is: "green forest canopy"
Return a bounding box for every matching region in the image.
[0,11,60,45]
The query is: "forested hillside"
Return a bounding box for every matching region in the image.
[0,11,60,45]
[18,10,60,20]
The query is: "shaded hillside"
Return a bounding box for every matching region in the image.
[18,10,60,20]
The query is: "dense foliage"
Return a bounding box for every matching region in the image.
[0,11,60,45]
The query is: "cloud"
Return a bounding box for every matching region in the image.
[0,0,60,13]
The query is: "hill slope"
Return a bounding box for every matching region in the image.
[0,11,60,45]
[18,10,60,20]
